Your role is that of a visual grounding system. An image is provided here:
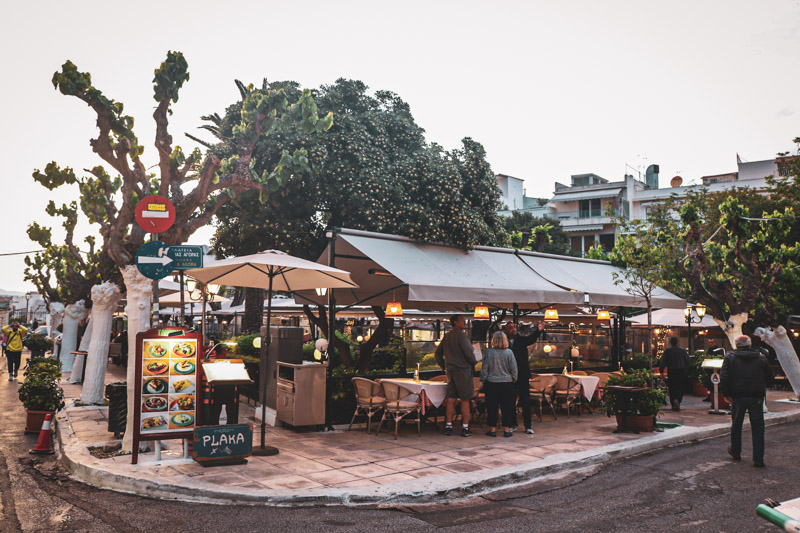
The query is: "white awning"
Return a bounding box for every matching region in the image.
[516,251,686,309]
[628,308,720,328]
[551,188,623,202]
[562,225,604,233]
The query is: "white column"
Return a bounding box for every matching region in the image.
[48,302,64,359]
[755,326,800,399]
[80,283,122,405]
[121,266,154,453]
[61,300,89,372]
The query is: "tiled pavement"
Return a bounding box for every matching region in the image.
[55,363,800,504]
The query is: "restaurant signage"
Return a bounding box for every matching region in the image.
[169,245,204,270]
[135,241,174,280]
[192,424,253,466]
[134,194,176,234]
[131,327,202,464]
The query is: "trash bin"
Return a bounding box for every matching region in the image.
[105,382,127,438]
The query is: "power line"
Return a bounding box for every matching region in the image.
[0,250,45,257]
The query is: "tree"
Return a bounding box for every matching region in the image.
[502,211,573,255]
[207,79,507,370]
[32,52,332,447]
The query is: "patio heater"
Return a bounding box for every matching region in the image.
[684,303,707,352]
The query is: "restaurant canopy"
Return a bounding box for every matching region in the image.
[628,307,720,328]
[296,228,685,311]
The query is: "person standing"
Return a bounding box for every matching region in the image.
[502,320,545,434]
[435,314,478,437]
[720,335,773,467]
[480,331,518,438]
[659,336,691,411]
[2,321,28,380]
[708,338,725,357]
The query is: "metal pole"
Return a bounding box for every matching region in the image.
[202,290,207,346]
[253,270,278,456]
[325,230,337,432]
[687,315,692,353]
[179,271,185,325]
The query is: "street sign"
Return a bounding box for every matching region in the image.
[711,372,720,385]
[135,241,174,280]
[168,246,204,270]
[135,195,176,234]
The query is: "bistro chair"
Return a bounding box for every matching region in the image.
[553,375,582,417]
[376,381,421,440]
[529,375,558,422]
[570,370,588,376]
[349,377,386,434]
[428,374,449,382]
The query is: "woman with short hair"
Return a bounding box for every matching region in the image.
[480,331,518,437]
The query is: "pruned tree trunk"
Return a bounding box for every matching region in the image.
[755,326,800,399]
[712,312,748,348]
[243,287,265,334]
[49,302,64,359]
[302,304,353,367]
[69,317,94,384]
[61,300,89,372]
[80,282,121,404]
[356,306,393,373]
[121,266,153,453]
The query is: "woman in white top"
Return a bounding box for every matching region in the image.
[480,331,518,437]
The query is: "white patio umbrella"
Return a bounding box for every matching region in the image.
[185,249,358,456]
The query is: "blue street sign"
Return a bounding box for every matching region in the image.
[169,246,204,270]
[135,241,174,280]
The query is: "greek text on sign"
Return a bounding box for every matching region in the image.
[168,246,204,270]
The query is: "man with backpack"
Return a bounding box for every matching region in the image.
[2,321,27,380]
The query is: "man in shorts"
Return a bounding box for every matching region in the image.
[435,314,478,436]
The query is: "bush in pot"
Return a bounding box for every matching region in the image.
[24,334,54,357]
[603,369,666,431]
[19,358,65,433]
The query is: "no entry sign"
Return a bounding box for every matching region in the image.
[135,195,176,234]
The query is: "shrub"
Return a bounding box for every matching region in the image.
[24,334,53,353]
[603,369,665,417]
[19,358,65,412]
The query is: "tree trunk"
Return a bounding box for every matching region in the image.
[243,287,265,334]
[357,307,393,373]
[69,317,94,384]
[712,312,748,347]
[302,305,353,367]
[61,300,89,372]
[48,302,65,359]
[80,282,122,404]
[755,326,800,399]
[646,304,653,370]
[121,266,153,453]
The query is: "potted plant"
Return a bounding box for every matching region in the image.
[603,369,666,432]
[24,333,54,358]
[18,358,65,433]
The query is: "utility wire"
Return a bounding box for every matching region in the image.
[0,249,45,256]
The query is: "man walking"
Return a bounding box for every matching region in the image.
[502,320,545,434]
[659,336,690,411]
[720,335,773,467]
[2,321,27,380]
[435,314,478,436]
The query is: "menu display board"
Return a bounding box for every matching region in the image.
[132,328,202,465]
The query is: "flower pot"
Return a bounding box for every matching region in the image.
[25,410,54,434]
[615,413,655,432]
[692,380,709,397]
[712,392,731,409]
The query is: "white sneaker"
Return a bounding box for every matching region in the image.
[8,375,13,381]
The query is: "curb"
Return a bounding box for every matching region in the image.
[56,408,800,507]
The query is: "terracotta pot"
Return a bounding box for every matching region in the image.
[25,410,54,434]
[615,413,655,432]
[692,381,709,397]
[712,392,731,409]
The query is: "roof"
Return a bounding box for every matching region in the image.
[627,307,720,328]
[551,187,623,202]
[297,229,685,311]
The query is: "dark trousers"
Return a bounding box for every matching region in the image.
[7,351,21,376]
[666,368,689,405]
[485,381,517,429]
[515,376,532,428]
[730,396,765,464]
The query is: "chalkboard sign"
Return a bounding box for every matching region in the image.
[192,424,253,466]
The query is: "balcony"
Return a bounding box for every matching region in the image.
[552,208,620,226]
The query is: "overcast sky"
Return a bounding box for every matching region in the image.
[1,1,798,293]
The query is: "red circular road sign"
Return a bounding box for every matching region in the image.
[135,195,176,234]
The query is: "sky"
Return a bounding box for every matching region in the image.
[1,0,799,293]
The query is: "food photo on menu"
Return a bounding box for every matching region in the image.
[169,394,194,411]
[143,376,169,395]
[170,376,196,395]
[168,411,195,430]
[171,359,196,375]
[142,395,168,412]
[143,358,170,376]
[171,340,196,358]
[143,340,169,358]
[141,413,168,432]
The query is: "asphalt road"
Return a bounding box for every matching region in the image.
[1,355,797,532]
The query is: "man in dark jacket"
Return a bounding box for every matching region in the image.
[502,321,544,434]
[720,335,773,467]
[659,336,691,411]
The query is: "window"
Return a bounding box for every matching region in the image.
[579,199,601,218]
[599,234,615,251]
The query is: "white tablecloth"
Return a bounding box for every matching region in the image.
[380,378,448,408]
[542,374,600,401]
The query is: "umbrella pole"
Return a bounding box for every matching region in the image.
[253,272,279,456]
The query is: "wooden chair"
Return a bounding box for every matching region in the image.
[570,370,588,376]
[349,377,385,434]
[529,375,558,421]
[108,343,122,366]
[428,374,449,382]
[553,375,582,417]
[376,381,421,439]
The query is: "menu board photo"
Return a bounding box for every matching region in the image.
[139,337,198,434]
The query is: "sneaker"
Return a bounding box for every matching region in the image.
[727,446,741,461]
[461,427,472,437]
[485,430,496,437]
[442,426,453,436]
[525,428,534,435]
[503,431,513,438]
[7,375,12,381]
[509,425,518,432]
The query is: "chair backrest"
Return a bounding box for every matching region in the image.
[472,376,484,392]
[108,343,122,356]
[352,377,383,400]
[583,370,596,375]
[554,375,581,393]
[428,374,449,382]
[570,370,588,376]
[594,372,612,387]
[380,381,417,403]
[530,375,557,393]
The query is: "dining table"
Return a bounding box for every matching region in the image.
[541,373,601,402]
[379,378,448,415]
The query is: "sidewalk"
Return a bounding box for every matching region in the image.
[55,367,800,506]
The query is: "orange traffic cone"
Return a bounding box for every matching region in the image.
[30,413,54,455]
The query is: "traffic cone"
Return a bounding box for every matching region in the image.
[30,413,54,455]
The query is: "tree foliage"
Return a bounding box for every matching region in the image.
[502,211,573,254]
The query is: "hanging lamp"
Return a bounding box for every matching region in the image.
[385,300,403,317]
[544,308,559,321]
[596,309,610,321]
[473,305,490,321]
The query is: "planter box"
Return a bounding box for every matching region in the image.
[25,410,54,434]
[615,413,655,432]
[692,380,709,397]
